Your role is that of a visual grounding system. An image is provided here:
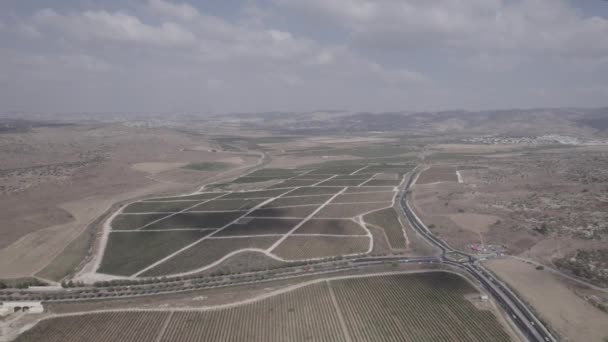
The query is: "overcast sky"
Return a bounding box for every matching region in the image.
[1,0,607,114]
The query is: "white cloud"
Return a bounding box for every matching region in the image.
[276,0,608,58]
[32,8,196,47]
[148,0,200,21]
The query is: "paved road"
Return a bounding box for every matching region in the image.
[398,171,556,342]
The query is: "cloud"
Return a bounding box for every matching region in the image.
[32,8,196,47]
[275,0,608,58]
[148,0,200,21]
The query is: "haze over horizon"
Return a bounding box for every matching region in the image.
[1,0,608,114]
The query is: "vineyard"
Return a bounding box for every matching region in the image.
[331,272,512,342]
[364,208,408,249]
[94,163,412,277]
[15,312,169,342]
[15,272,513,342]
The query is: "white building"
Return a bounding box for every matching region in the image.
[0,302,44,315]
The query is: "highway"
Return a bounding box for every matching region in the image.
[397,171,557,342]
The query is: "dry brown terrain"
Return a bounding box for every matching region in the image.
[0,124,259,279]
[487,258,608,342]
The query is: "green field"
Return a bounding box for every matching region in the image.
[332,192,395,203]
[187,198,266,211]
[247,205,319,218]
[16,272,512,342]
[122,201,201,213]
[363,208,407,249]
[314,203,391,218]
[273,235,369,259]
[111,214,169,230]
[142,212,246,230]
[182,162,232,171]
[141,236,280,276]
[295,219,366,235]
[144,192,225,201]
[216,218,300,236]
[262,194,332,208]
[98,230,212,276]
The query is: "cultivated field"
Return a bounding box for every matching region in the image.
[90,162,411,278]
[15,272,514,342]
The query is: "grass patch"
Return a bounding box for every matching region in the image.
[332,192,395,203]
[363,179,402,186]
[222,189,291,199]
[263,195,332,208]
[98,230,212,276]
[364,208,407,249]
[295,219,365,235]
[248,205,319,218]
[267,179,320,188]
[216,218,300,236]
[314,203,391,218]
[345,186,395,193]
[144,192,225,202]
[284,187,342,197]
[143,212,246,230]
[141,236,280,276]
[188,198,266,211]
[122,201,201,213]
[273,236,369,259]
[317,179,367,187]
[111,214,169,230]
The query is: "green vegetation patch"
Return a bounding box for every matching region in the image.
[273,236,369,260]
[332,192,395,203]
[144,192,225,202]
[295,219,365,235]
[142,212,246,230]
[216,218,300,236]
[314,203,391,218]
[15,312,170,342]
[332,273,511,342]
[267,179,320,188]
[555,249,608,287]
[141,236,280,276]
[284,186,342,197]
[363,208,407,249]
[316,179,366,187]
[188,198,266,211]
[182,162,232,172]
[363,179,402,186]
[111,214,169,230]
[98,230,212,276]
[222,188,291,199]
[345,186,395,193]
[263,195,332,208]
[248,205,319,218]
[122,201,201,213]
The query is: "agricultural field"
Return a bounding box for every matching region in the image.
[98,230,213,276]
[94,162,408,278]
[111,213,170,230]
[364,208,408,249]
[15,312,170,342]
[314,203,392,218]
[216,218,301,236]
[262,194,333,208]
[331,272,512,341]
[140,236,280,276]
[273,235,370,260]
[295,219,366,235]
[16,272,513,342]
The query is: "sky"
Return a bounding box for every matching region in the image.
[1,0,607,114]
